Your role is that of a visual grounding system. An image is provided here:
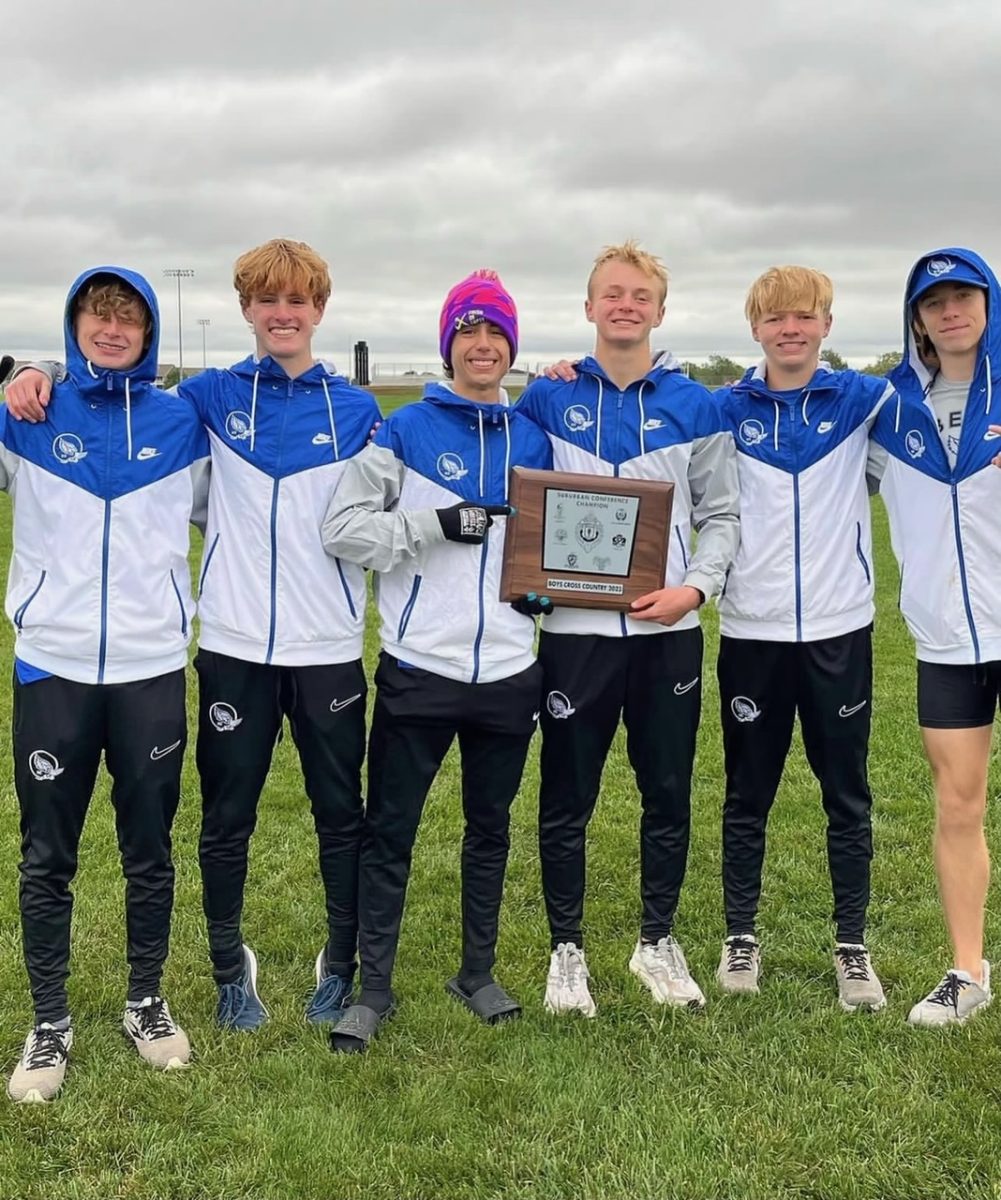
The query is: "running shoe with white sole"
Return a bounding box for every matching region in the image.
[833,943,886,1012]
[717,935,761,994]
[630,936,706,1009]
[216,944,269,1031]
[7,1023,72,1103]
[123,996,191,1069]
[544,942,597,1017]
[907,961,992,1027]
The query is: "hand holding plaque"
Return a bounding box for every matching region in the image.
[499,468,674,611]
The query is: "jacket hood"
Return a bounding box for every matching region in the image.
[577,351,683,385]
[64,266,160,391]
[733,359,839,400]
[889,246,1001,402]
[421,381,513,414]
[228,354,345,386]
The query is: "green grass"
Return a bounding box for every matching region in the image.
[1,489,1000,1200]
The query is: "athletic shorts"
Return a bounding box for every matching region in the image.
[917,659,1001,729]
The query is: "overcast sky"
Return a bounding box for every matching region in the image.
[3,0,999,373]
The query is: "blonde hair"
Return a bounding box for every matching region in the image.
[233,239,332,309]
[745,266,833,324]
[588,240,668,305]
[74,277,150,333]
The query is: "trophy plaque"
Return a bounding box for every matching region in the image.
[499,468,674,611]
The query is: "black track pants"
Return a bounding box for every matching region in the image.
[358,653,540,992]
[717,628,874,944]
[195,650,366,984]
[537,627,703,948]
[14,670,186,1023]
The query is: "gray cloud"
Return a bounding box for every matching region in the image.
[3,0,1000,370]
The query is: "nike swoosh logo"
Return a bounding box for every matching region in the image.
[137,448,161,460]
[674,677,699,696]
[312,433,334,445]
[839,701,867,718]
[330,694,362,713]
[150,739,181,761]
[984,430,1001,441]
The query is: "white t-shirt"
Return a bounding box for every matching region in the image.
[928,375,970,468]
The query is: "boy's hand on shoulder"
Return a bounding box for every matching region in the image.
[5,369,51,423]
[629,585,703,626]
[542,360,579,383]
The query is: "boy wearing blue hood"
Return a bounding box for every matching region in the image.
[871,248,1001,1026]
[1,269,209,1102]
[321,270,551,1051]
[516,242,740,1017]
[6,240,382,1033]
[714,267,893,1011]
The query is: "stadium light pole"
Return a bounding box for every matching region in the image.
[163,268,195,378]
[197,318,211,370]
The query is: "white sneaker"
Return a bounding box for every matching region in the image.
[833,944,886,1012]
[717,935,761,994]
[544,943,597,1017]
[907,961,992,1027]
[123,996,191,1070]
[629,936,706,1009]
[7,1023,73,1103]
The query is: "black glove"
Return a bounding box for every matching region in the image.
[436,502,511,544]
[0,355,14,385]
[511,592,553,617]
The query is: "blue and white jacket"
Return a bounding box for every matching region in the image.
[181,357,381,666]
[515,354,739,637]
[872,247,1001,665]
[716,363,892,641]
[322,384,552,683]
[0,267,209,684]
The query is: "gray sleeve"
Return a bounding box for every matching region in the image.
[683,430,741,600]
[0,444,17,492]
[189,458,211,533]
[866,441,888,496]
[321,443,446,572]
[11,360,65,384]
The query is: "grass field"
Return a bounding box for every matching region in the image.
[0,393,999,1198]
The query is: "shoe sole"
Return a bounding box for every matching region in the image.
[543,994,597,1018]
[838,996,887,1013]
[717,973,760,995]
[629,960,705,1009]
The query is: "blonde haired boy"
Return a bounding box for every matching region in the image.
[713,265,893,1009]
[517,242,739,1016]
[5,240,381,1033]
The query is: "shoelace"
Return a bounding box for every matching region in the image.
[307,973,350,1015]
[927,973,969,1012]
[556,944,587,988]
[25,1026,69,1070]
[130,999,176,1040]
[217,982,249,1024]
[726,938,758,974]
[649,937,686,981]
[834,947,871,981]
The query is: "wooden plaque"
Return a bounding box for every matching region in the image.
[499,468,674,611]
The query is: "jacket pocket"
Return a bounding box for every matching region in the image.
[855,521,871,585]
[169,569,188,636]
[198,532,220,596]
[334,558,358,620]
[397,574,423,640]
[14,570,47,630]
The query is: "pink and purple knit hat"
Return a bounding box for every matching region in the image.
[439,269,519,366]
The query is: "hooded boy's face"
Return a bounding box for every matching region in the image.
[913,282,987,363]
[74,300,147,371]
